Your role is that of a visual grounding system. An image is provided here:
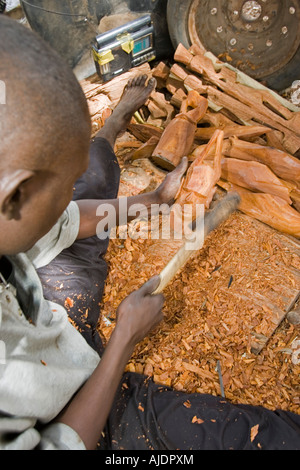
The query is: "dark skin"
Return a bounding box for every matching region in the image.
[77,76,188,239]
[0,75,188,449]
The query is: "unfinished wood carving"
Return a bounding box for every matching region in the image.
[173,43,300,155]
[170,130,224,234]
[151,90,208,170]
[221,158,293,204]
[223,137,300,186]
[220,182,300,238]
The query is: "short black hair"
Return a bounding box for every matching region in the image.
[0,15,91,168]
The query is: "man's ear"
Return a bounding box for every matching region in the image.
[0,169,35,220]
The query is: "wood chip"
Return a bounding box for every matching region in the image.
[250,424,259,442]
[192,416,204,424]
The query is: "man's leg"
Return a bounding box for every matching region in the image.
[99,372,300,450]
[37,137,119,355]
[37,75,156,355]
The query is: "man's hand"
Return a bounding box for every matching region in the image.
[57,276,164,450]
[115,276,164,348]
[155,157,188,206]
[76,157,188,240]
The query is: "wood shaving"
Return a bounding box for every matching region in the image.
[80,59,300,418]
[250,424,259,442]
[99,205,300,415]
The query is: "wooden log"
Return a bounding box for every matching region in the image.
[170,88,187,108]
[266,130,286,152]
[190,139,300,211]
[127,123,163,143]
[221,158,292,204]
[187,42,297,122]
[282,183,300,212]
[131,136,160,161]
[151,61,170,89]
[219,181,300,238]
[169,63,189,82]
[151,114,198,170]
[223,137,300,185]
[147,100,167,119]
[184,75,207,94]
[205,84,260,124]
[195,124,271,142]
[174,44,300,155]
[148,90,175,126]
[174,42,194,66]
[151,91,208,170]
[166,75,186,95]
[146,115,165,128]
[291,188,300,212]
[201,111,235,128]
[169,62,206,95]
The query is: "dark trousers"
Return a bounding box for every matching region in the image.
[37,137,300,450]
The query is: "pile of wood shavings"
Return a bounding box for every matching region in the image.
[84,71,300,416]
[98,209,300,415]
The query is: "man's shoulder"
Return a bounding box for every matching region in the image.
[26,201,80,269]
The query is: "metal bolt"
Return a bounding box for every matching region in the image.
[242,1,262,21]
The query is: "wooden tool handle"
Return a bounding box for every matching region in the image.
[152,192,240,295]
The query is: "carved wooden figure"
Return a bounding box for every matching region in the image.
[151,90,208,170]
[171,130,224,235]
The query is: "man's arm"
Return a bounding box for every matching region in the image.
[75,157,188,240]
[55,276,164,450]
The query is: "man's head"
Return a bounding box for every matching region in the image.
[0,16,91,255]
